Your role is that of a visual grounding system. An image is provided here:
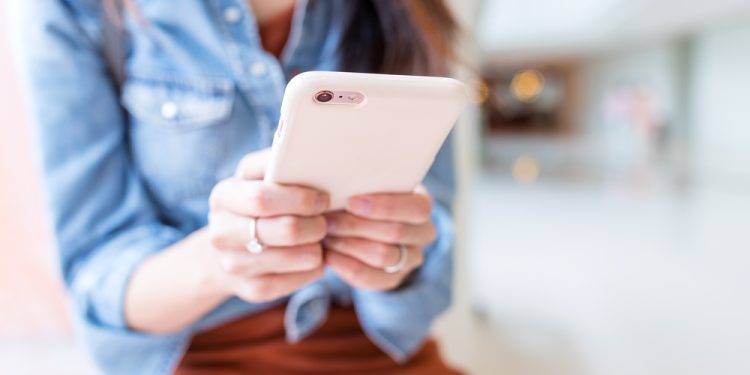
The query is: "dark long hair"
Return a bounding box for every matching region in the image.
[339,0,458,75]
[106,0,458,76]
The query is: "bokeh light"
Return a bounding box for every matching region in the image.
[511,155,540,184]
[510,69,545,103]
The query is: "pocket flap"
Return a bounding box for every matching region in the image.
[122,76,235,129]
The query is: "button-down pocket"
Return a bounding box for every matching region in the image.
[122,75,235,207]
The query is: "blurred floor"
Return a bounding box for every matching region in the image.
[444,174,750,375]
[5,175,748,373]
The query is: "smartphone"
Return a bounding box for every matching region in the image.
[265,71,467,211]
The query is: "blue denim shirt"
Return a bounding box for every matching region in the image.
[11,1,456,374]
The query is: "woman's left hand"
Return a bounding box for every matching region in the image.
[323,186,436,291]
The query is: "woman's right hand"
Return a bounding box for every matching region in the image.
[207,149,329,303]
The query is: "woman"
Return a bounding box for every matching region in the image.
[12,0,460,374]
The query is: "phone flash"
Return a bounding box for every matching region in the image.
[315,91,365,105]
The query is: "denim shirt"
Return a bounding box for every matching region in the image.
[10,1,456,374]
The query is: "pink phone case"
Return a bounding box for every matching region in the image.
[265,71,467,211]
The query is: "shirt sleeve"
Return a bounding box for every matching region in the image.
[352,132,457,362]
[10,0,185,330]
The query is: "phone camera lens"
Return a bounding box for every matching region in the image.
[315,91,334,103]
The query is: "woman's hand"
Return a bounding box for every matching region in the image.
[207,149,329,303]
[124,149,329,333]
[323,186,436,291]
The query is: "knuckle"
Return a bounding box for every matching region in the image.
[209,229,231,250]
[299,190,319,212]
[373,243,394,266]
[310,216,328,241]
[379,198,396,217]
[247,187,269,213]
[209,235,226,250]
[220,255,243,274]
[386,223,407,242]
[280,216,303,240]
[335,216,353,232]
[298,244,323,269]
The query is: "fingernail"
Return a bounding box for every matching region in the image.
[316,193,329,212]
[349,197,372,215]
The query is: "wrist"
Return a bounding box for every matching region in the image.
[192,228,233,302]
[123,228,232,334]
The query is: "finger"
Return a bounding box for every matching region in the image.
[235,266,325,303]
[325,251,404,291]
[322,237,400,268]
[325,212,437,245]
[210,179,329,217]
[209,211,327,248]
[218,243,323,277]
[346,188,432,224]
[235,148,272,180]
[324,237,424,270]
[257,215,328,247]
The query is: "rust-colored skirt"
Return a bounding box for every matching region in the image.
[175,304,463,375]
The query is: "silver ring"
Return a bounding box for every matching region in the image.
[244,217,264,254]
[384,244,408,274]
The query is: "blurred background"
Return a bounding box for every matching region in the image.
[2,0,749,374]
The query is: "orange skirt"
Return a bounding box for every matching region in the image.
[175,304,463,375]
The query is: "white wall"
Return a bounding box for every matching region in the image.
[464,11,750,375]
[689,20,750,189]
[0,0,70,338]
[433,0,486,373]
[478,0,750,59]
[578,42,684,181]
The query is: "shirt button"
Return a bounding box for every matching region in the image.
[160,101,179,120]
[223,7,242,23]
[250,62,268,77]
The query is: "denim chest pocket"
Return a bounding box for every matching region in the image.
[122,76,235,207]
